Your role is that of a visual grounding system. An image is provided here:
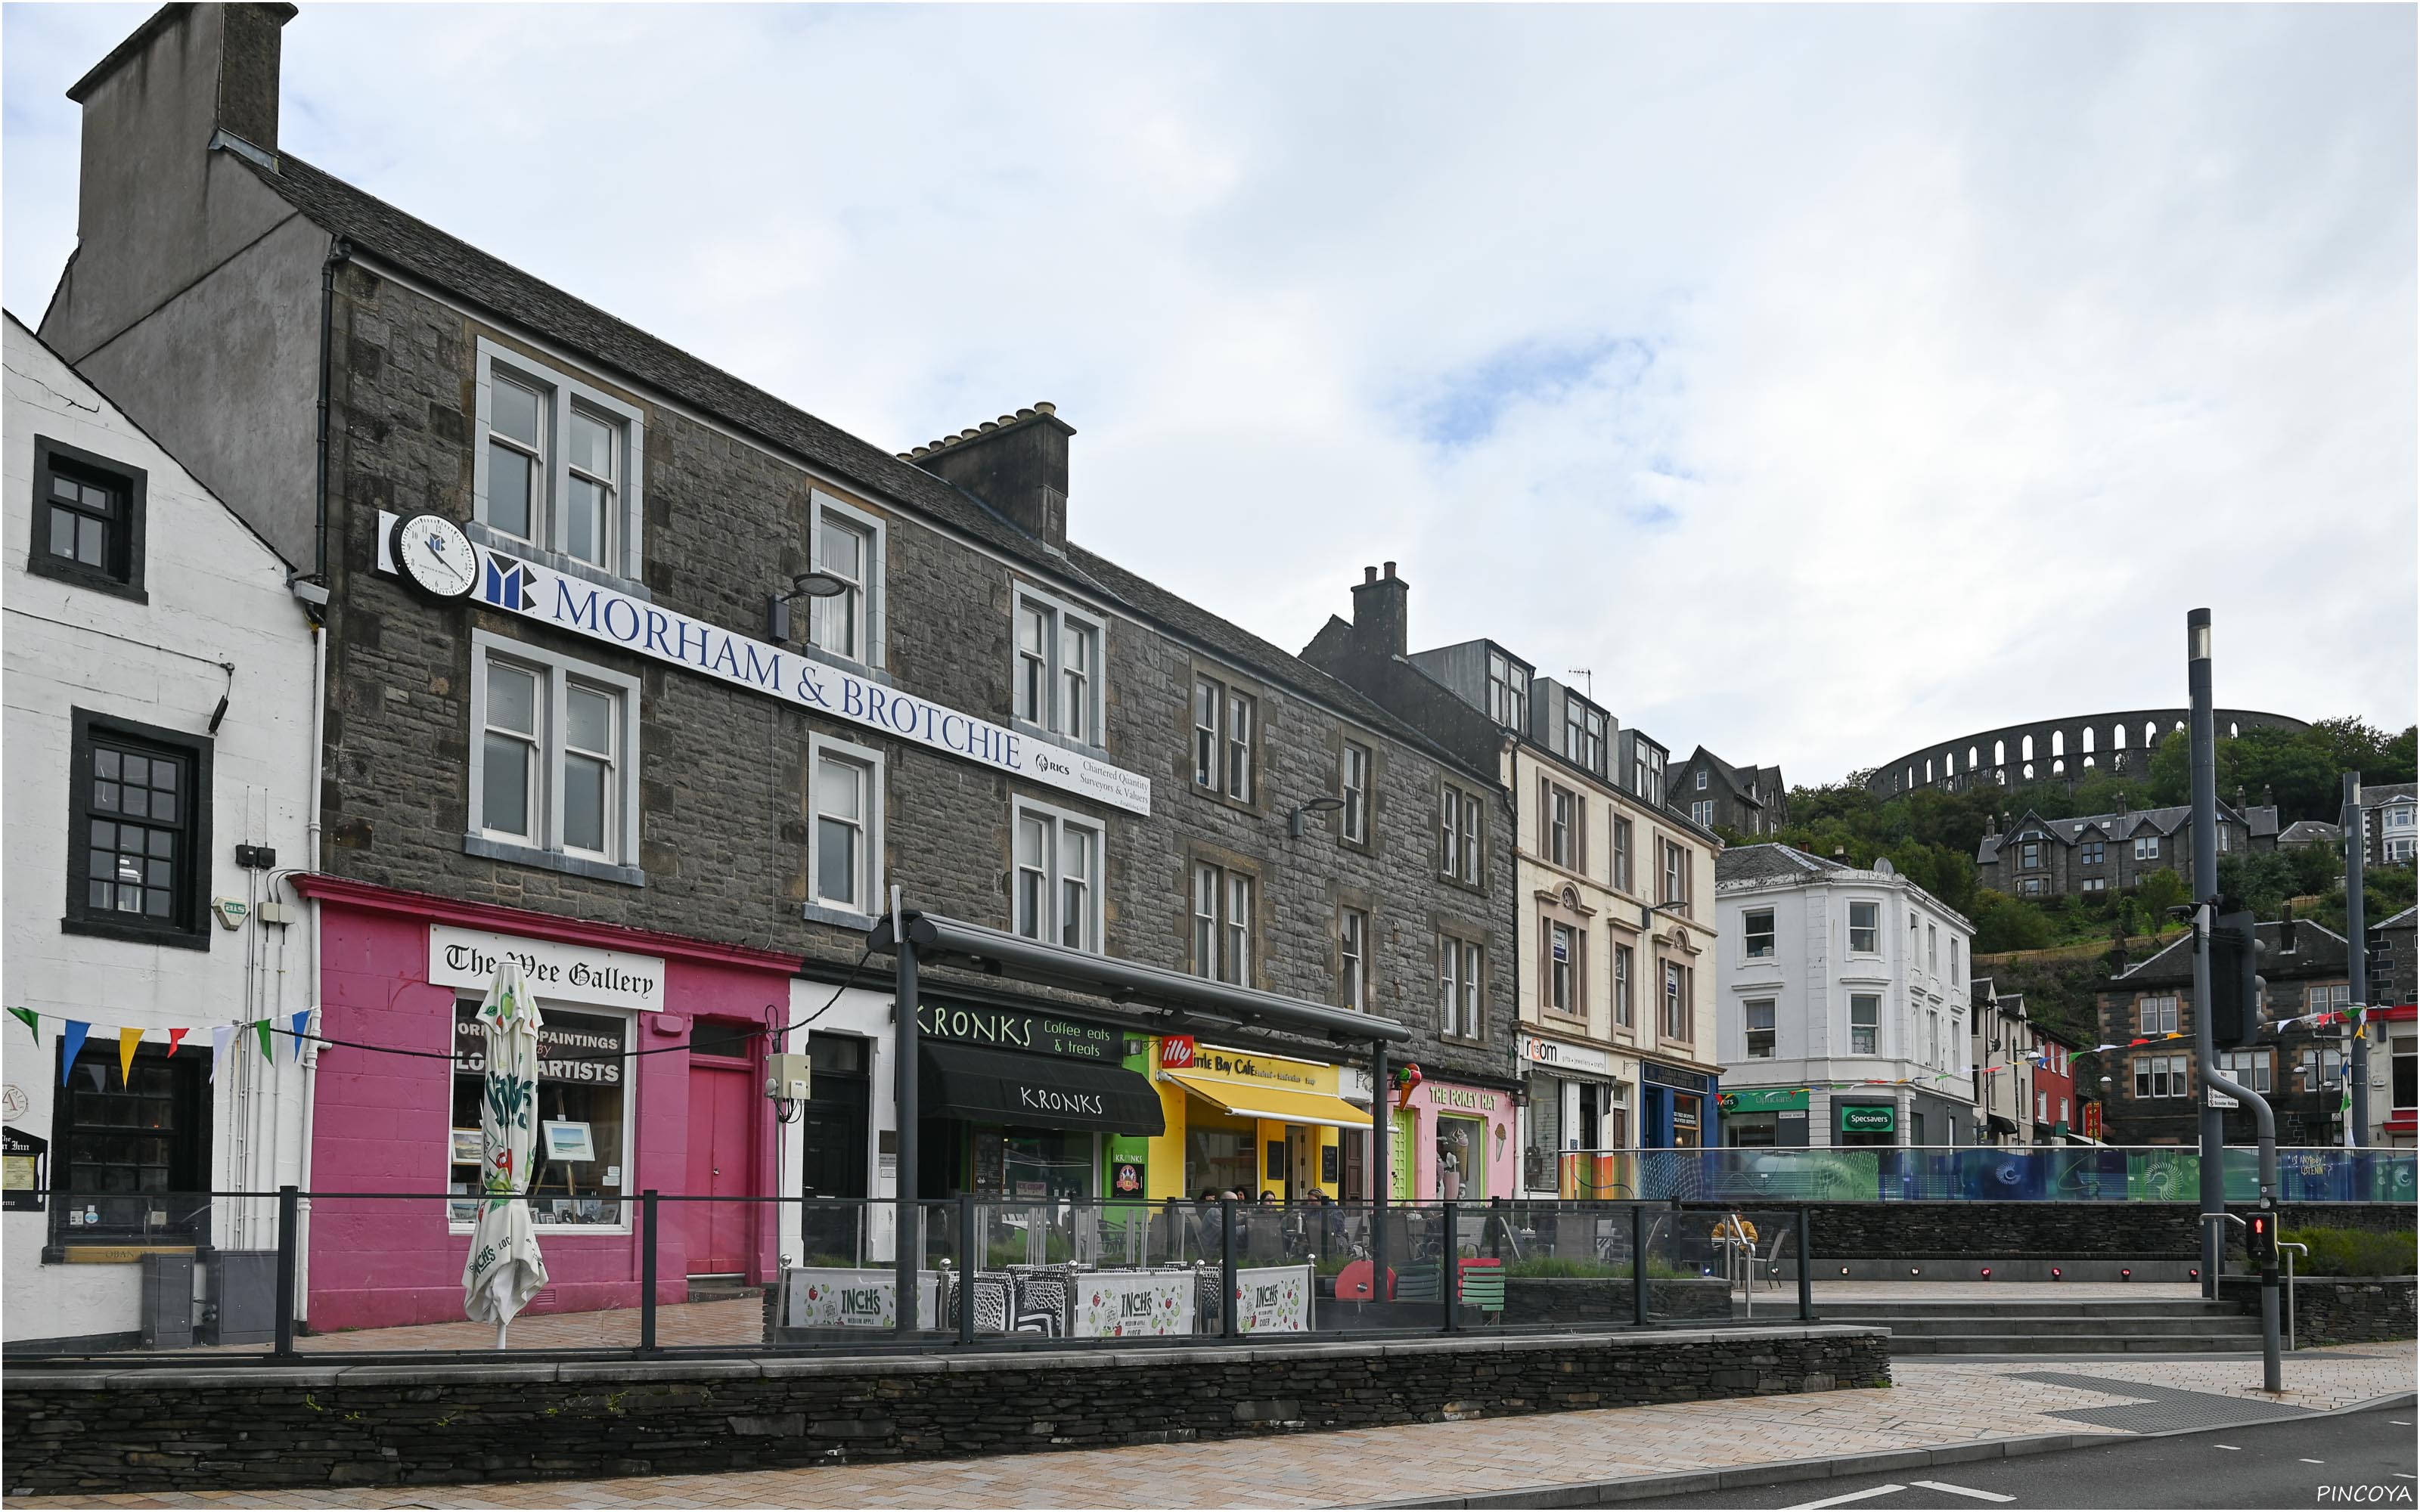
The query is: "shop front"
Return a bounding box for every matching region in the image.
[1144,1039,1370,1202]
[1390,1072,1519,1201]
[1834,1098,1899,1148]
[1640,1061,1717,1149]
[295,876,799,1331]
[911,999,1164,1204]
[1516,1033,1630,1195]
[1718,1088,1810,1148]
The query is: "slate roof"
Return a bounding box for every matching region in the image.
[1715,843,1846,885]
[1978,802,2281,864]
[2111,919,2349,986]
[233,152,1489,783]
[2279,820,2344,845]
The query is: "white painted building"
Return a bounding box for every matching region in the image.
[3,313,319,1349]
[1712,845,1978,1148]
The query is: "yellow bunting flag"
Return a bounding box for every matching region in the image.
[118,1026,144,1085]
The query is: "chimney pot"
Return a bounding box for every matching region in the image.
[1364,565,1378,584]
[1035,401,1056,415]
[909,403,1075,549]
[1383,560,1398,579]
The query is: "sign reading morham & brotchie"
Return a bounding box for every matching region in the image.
[377,513,1152,816]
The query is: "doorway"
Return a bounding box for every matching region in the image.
[796,1033,870,1266]
[1283,1124,1319,1198]
[684,1037,755,1278]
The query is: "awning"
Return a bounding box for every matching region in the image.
[1164,1071,1375,1131]
[1987,1113,2020,1136]
[918,1041,1165,1136]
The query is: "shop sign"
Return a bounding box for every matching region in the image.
[1720,1089,1810,1114]
[1188,1046,1337,1090]
[1111,1158,1148,1198]
[1159,1035,1197,1070]
[1423,1082,1502,1111]
[1642,1062,1711,1095]
[453,1003,626,1085]
[1838,1105,1897,1133]
[784,1268,942,1329]
[1070,1272,1193,1337]
[1518,1035,1611,1073]
[1234,1264,1313,1333]
[380,512,1151,815]
[3,1128,47,1212]
[430,925,662,1012]
[1342,1066,1374,1101]
[918,1001,1122,1061]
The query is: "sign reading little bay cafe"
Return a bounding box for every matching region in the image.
[380,514,1152,815]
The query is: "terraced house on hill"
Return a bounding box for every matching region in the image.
[1977,794,2282,901]
[31,2,1518,1334]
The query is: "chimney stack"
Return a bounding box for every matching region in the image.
[904,404,1073,551]
[1348,561,1410,662]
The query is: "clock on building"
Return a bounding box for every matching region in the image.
[390,513,479,601]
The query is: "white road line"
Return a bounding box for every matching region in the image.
[2215,1445,2242,1452]
[2301,1459,2325,1464]
[1912,1481,2018,1504]
[1783,1486,1907,1510]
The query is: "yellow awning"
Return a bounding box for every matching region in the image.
[1165,1071,1374,1130]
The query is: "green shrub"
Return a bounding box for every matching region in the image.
[2280,1226,2417,1277]
[1504,1255,1697,1280]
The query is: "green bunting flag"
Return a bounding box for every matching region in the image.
[254,1018,275,1060]
[6,1006,37,1045]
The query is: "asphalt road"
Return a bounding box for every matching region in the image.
[1653,1404,2417,1510]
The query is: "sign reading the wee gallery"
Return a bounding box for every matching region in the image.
[377,513,1152,816]
[430,925,665,1013]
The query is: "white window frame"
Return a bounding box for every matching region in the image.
[1849,993,1880,1055]
[2135,1052,2189,1098]
[1441,782,1483,885]
[1339,906,1369,1011]
[808,491,889,669]
[1009,582,1105,746]
[473,339,646,581]
[1695,769,1708,791]
[1548,782,1576,869]
[1661,959,1691,1042]
[2139,995,2180,1035]
[2217,1049,2272,1093]
[1611,816,1633,894]
[1744,908,1775,959]
[1848,900,1880,954]
[1547,921,1579,1016]
[1191,674,1256,803]
[1190,861,1253,984]
[2134,835,2161,860]
[467,631,642,868]
[1612,940,1634,1029]
[1487,650,1528,730]
[1744,998,1776,1059]
[1011,797,1103,953]
[1440,934,1483,1040]
[1339,740,1371,844]
[1690,799,1714,827]
[805,733,885,921]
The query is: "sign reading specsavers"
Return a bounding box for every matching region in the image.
[380,514,1152,815]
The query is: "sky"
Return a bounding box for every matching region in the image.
[5,3,2414,785]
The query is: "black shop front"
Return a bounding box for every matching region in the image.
[911,1000,1164,1202]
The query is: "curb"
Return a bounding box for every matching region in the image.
[1369,1389,2419,1509]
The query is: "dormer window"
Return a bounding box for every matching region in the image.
[1487,651,1528,730]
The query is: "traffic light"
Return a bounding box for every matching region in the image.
[2247,1210,2276,1269]
[2210,910,2266,1048]
[2367,926,2393,991]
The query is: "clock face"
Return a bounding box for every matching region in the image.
[392,513,479,600]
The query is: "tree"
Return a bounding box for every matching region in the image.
[1971,891,2055,953]
[2133,867,2189,922]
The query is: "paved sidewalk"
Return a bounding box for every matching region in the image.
[8,1343,2408,1510]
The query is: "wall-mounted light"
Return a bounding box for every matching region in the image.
[2049,1267,2063,1280]
[766,571,847,643]
[1288,796,1345,840]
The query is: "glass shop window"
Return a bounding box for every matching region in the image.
[451,1000,631,1228]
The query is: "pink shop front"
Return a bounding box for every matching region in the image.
[1392,1075,1520,1202]
[293,877,799,1333]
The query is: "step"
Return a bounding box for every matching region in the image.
[1860,1315,2261,1337]
[1887,1332,2263,1355]
[1820,1300,2247,1319]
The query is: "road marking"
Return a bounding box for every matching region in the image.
[1912,1482,2018,1504]
[2301,1459,2325,1464]
[1783,1487,1907,1510]
[2215,1445,2241,1451]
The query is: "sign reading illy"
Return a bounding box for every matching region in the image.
[377,513,1151,815]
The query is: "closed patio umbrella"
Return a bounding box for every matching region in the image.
[461,961,549,1347]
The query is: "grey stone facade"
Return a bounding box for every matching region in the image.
[1978,800,2280,902]
[34,6,1518,1095]
[1672,748,1786,836]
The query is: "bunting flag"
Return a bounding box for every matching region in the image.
[166,1028,188,1056]
[7,1007,38,1045]
[58,1021,92,1083]
[253,1019,275,1061]
[117,1026,144,1085]
[289,1010,313,1061]
[210,1025,235,1083]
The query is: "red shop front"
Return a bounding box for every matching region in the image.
[292,876,799,1332]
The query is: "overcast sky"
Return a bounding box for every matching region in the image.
[7,4,2413,782]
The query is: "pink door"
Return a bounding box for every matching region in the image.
[684,1061,752,1275]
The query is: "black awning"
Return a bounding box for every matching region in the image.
[919,1040,1165,1136]
[1987,1113,2020,1136]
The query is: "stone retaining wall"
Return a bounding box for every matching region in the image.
[2219,1276,2417,1346]
[1499,1277,1735,1325]
[2,1326,1888,1496]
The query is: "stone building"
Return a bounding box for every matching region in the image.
[2355,782,2418,866]
[1671,748,1787,837]
[2370,906,2415,1148]
[1303,581,1728,1177]
[2096,921,2354,1147]
[1711,846,1975,1148]
[1977,798,2280,901]
[33,3,1519,1330]
[1866,707,2307,800]
[2,314,320,1350]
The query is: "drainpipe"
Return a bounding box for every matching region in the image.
[312,238,352,584]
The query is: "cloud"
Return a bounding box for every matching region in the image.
[4,2,2412,780]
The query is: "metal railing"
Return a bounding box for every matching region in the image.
[6,1188,1828,1365]
[1557,1145,2418,1203]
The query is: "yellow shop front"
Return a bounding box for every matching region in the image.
[1128,1038,1373,1201]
